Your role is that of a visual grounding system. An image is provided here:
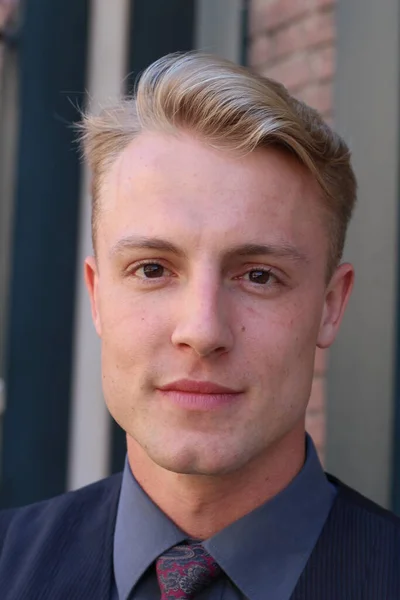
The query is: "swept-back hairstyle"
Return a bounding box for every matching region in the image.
[78,51,356,274]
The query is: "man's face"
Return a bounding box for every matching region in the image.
[86,131,353,476]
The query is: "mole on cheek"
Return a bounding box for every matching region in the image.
[241,325,246,332]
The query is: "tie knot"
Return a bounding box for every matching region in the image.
[156,541,221,599]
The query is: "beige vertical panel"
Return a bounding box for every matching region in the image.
[328,0,400,507]
[67,0,130,490]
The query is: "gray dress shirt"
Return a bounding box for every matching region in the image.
[112,436,336,600]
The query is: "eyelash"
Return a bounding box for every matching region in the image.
[128,260,282,288]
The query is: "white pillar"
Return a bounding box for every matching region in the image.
[67,0,131,490]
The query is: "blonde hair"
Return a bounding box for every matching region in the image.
[78,51,356,274]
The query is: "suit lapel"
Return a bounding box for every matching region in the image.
[38,474,122,600]
[290,479,378,600]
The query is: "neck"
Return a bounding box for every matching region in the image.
[126,425,306,540]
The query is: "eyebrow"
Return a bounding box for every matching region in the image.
[109,236,188,258]
[109,235,308,263]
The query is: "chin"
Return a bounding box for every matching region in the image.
[145,442,252,476]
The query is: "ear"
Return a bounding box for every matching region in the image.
[84,255,102,336]
[317,263,354,349]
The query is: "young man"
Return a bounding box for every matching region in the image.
[0,52,399,599]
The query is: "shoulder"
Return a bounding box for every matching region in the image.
[0,473,122,554]
[0,475,122,597]
[290,475,400,598]
[326,473,400,569]
[328,473,400,528]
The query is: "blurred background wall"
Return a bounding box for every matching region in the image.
[0,0,399,512]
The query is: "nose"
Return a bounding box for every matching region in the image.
[171,277,234,358]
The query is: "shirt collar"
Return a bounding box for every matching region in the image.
[113,435,335,600]
[113,460,186,600]
[204,436,336,600]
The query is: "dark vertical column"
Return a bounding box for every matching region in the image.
[110,0,195,473]
[1,0,89,508]
[240,0,249,66]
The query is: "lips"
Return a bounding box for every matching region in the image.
[157,379,242,411]
[158,379,239,394]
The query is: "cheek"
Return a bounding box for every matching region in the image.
[239,295,322,372]
[99,286,173,368]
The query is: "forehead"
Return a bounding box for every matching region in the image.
[98,131,327,259]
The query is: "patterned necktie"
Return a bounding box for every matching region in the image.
[156,541,222,599]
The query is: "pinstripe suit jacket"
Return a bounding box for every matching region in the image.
[0,473,399,599]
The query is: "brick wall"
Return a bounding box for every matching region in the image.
[248,0,337,461]
[0,5,6,84]
[0,1,16,95]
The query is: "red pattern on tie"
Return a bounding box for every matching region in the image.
[156,541,221,599]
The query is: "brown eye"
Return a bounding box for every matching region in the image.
[141,264,165,278]
[248,269,272,284]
